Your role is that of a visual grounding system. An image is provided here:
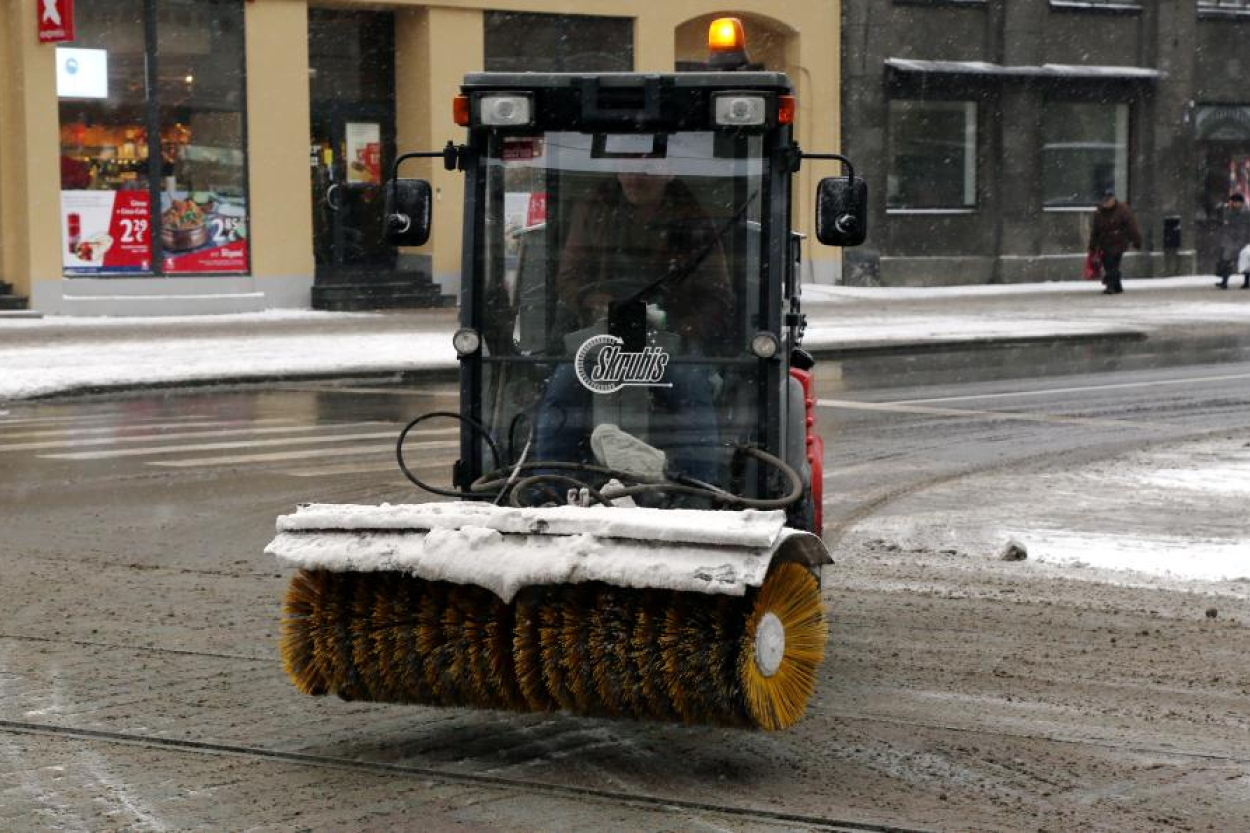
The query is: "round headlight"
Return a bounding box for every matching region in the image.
[452,328,482,356]
[750,331,780,359]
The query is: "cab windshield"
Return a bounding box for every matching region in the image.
[476,130,769,491]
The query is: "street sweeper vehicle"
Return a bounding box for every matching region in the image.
[266,18,868,731]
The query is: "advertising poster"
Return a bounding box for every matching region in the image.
[62,190,151,274]
[160,191,249,274]
[345,122,381,185]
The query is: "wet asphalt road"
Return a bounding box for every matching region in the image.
[2,357,1249,830]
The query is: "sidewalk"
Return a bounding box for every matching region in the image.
[0,275,1245,401]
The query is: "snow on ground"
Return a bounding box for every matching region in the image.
[0,332,456,400]
[801,275,1217,302]
[845,436,1250,590]
[803,317,1134,347]
[0,308,379,329]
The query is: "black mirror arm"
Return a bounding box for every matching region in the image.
[799,152,856,183]
[390,141,468,179]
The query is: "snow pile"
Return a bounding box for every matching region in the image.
[267,502,828,601]
[846,437,1250,588]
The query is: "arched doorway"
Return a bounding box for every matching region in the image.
[673,12,797,75]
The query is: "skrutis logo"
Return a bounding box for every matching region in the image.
[574,335,672,395]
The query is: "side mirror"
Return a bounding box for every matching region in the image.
[383,179,432,247]
[815,176,868,247]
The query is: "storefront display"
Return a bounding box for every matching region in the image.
[161,191,248,273]
[57,0,249,277]
[61,190,151,274]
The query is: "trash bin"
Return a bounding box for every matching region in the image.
[1163,215,1182,251]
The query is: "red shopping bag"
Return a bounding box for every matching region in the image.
[1083,250,1103,281]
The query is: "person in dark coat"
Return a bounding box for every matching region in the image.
[1088,189,1143,295]
[1214,192,1250,290]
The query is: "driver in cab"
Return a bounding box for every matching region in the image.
[556,164,732,340]
[535,160,734,484]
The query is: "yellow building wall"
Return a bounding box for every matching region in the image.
[395,6,485,292]
[0,0,63,302]
[245,0,316,283]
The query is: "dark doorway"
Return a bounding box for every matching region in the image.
[308,9,441,308]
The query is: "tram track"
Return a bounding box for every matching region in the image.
[0,718,920,833]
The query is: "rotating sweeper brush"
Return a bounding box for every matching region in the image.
[270,503,828,730]
[268,22,870,731]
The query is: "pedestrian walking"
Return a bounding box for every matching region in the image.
[1088,189,1142,295]
[1214,192,1250,290]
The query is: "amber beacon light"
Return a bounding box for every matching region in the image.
[708,17,745,52]
[707,17,750,70]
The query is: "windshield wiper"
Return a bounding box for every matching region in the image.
[609,190,759,348]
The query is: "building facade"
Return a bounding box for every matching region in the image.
[0,0,841,316]
[841,0,1249,286]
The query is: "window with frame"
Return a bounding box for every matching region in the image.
[57,0,249,277]
[886,99,977,210]
[1042,102,1129,207]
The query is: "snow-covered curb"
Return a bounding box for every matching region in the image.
[801,275,1217,303]
[0,332,457,400]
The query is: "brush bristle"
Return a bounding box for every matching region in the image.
[738,562,827,731]
[280,562,827,729]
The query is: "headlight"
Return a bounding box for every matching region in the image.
[452,328,482,356]
[478,94,532,127]
[713,94,766,127]
[750,331,780,359]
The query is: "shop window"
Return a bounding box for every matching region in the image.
[58,0,249,277]
[484,12,632,72]
[887,100,977,210]
[1042,102,1128,208]
[1195,104,1250,219]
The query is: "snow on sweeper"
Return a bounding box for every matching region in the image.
[266,18,868,731]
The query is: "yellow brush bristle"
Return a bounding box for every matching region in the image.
[738,562,826,731]
[280,563,827,730]
[512,591,554,711]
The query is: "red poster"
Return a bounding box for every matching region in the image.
[164,240,248,274]
[364,142,382,182]
[62,190,151,274]
[160,192,249,275]
[38,0,75,44]
[526,192,548,226]
[105,192,151,269]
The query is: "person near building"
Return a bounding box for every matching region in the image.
[1088,189,1142,295]
[1214,192,1250,290]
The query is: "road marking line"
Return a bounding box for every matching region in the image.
[0,420,323,450]
[41,430,405,460]
[889,370,1250,405]
[817,398,1151,428]
[147,440,460,467]
[284,458,453,478]
[277,385,459,397]
[0,412,210,428]
[0,418,298,441]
